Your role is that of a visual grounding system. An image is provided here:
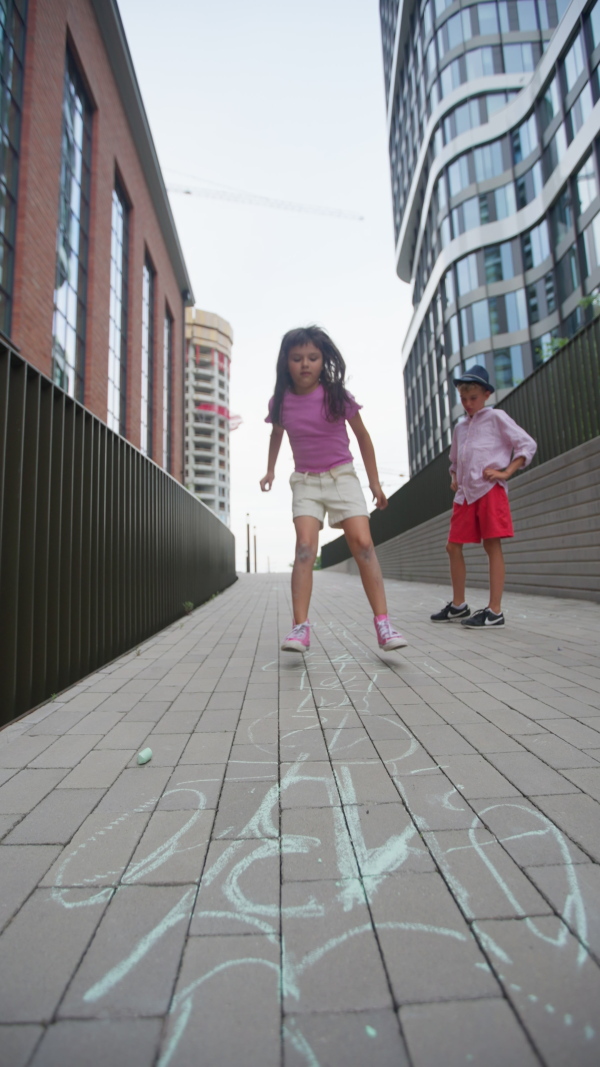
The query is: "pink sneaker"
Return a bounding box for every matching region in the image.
[281,621,310,653]
[374,614,408,651]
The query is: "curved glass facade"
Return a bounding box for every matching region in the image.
[381,0,600,473]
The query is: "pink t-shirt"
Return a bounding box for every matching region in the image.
[265,385,361,473]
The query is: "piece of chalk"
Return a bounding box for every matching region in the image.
[137,748,153,765]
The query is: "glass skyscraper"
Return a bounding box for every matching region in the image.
[381,0,600,473]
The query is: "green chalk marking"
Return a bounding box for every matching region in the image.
[137,748,153,765]
[365,1026,377,1038]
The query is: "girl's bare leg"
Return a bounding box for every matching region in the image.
[446,541,466,605]
[291,516,321,624]
[483,538,505,614]
[341,516,387,616]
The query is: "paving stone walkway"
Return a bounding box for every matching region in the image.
[1,572,599,1067]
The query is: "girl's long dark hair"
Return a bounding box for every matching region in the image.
[271,326,351,425]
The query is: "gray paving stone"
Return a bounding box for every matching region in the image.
[0,736,56,767]
[95,768,171,813]
[206,691,245,711]
[0,845,60,930]
[27,706,93,734]
[124,809,213,885]
[235,717,278,745]
[160,935,280,1066]
[365,871,499,1003]
[474,916,600,1065]
[179,731,234,764]
[373,737,440,776]
[0,813,20,839]
[168,693,210,712]
[28,734,104,768]
[280,762,341,808]
[282,879,391,1013]
[191,838,280,934]
[0,887,110,1022]
[345,803,435,876]
[0,768,16,787]
[4,788,105,845]
[517,732,600,769]
[53,692,108,712]
[438,754,521,799]
[211,780,278,839]
[121,701,172,721]
[149,711,201,734]
[394,772,482,832]
[476,707,543,735]
[40,812,151,887]
[544,717,600,749]
[68,711,125,735]
[225,751,278,782]
[409,724,477,755]
[96,692,147,712]
[558,766,600,802]
[60,750,133,788]
[0,1024,43,1067]
[525,861,600,960]
[453,722,523,752]
[317,706,364,728]
[423,827,552,919]
[59,884,193,1018]
[94,722,153,749]
[194,709,241,732]
[281,806,359,883]
[400,999,539,1067]
[283,1009,409,1067]
[158,765,224,810]
[29,1019,162,1067]
[531,793,600,862]
[0,770,68,815]
[471,796,592,867]
[333,760,400,804]
[323,728,378,760]
[485,752,578,796]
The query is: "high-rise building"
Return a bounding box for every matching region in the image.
[381,0,600,473]
[184,309,233,524]
[3,0,193,480]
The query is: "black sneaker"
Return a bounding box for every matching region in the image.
[430,601,471,622]
[461,608,505,628]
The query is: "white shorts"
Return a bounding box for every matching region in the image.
[290,463,369,529]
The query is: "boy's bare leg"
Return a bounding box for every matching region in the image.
[483,538,505,614]
[446,541,466,605]
[341,516,387,616]
[291,516,321,624]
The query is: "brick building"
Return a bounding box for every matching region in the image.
[3,0,193,480]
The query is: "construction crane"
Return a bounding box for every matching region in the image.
[167,175,364,222]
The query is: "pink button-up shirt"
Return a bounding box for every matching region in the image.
[449,407,537,505]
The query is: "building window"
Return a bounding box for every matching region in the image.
[141,256,155,456]
[107,184,129,434]
[163,308,173,471]
[52,51,92,400]
[0,0,27,336]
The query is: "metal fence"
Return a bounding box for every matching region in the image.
[322,316,600,569]
[0,343,237,727]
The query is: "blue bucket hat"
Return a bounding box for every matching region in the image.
[452,364,494,393]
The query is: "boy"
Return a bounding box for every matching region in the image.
[430,365,537,628]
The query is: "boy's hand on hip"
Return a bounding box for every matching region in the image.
[260,472,274,491]
[450,476,458,492]
[483,467,508,481]
[371,484,388,509]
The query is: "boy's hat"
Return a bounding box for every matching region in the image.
[453,364,494,393]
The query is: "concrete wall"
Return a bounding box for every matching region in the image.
[327,436,600,603]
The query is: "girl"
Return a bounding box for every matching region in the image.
[260,325,407,653]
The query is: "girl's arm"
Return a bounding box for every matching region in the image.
[260,424,284,491]
[348,413,388,510]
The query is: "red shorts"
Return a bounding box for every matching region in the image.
[448,483,514,544]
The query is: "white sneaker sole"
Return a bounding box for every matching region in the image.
[281,641,309,653]
[379,637,408,651]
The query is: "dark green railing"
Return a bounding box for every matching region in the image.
[322,317,600,569]
[0,343,236,726]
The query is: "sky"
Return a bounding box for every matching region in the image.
[118,0,413,572]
